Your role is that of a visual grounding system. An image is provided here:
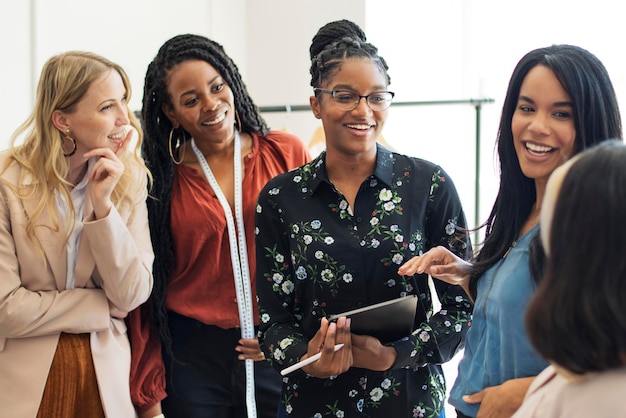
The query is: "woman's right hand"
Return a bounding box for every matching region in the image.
[108,300,128,319]
[138,402,163,418]
[301,317,352,378]
[398,246,472,294]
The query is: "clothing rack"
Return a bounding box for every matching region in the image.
[259,98,495,243]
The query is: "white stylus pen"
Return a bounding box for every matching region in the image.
[280,343,345,376]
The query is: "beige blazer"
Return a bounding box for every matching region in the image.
[0,152,154,418]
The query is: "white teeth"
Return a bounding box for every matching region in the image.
[526,142,553,153]
[202,112,226,126]
[347,124,371,130]
[108,131,124,140]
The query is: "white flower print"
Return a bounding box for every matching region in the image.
[279,338,293,349]
[379,189,393,201]
[272,273,283,284]
[324,236,335,245]
[315,250,324,260]
[386,278,396,287]
[275,253,284,263]
[303,234,313,245]
[419,331,430,342]
[394,234,404,243]
[370,387,384,402]
[311,220,321,229]
[409,243,416,251]
[371,239,380,248]
[256,203,262,213]
[261,313,270,323]
[390,225,399,232]
[336,411,344,418]
[339,199,348,210]
[445,219,456,235]
[343,273,353,283]
[381,378,392,389]
[292,224,299,234]
[269,187,280,195]
[455,323,462,332]
[384,201,395,211]
[321,269,334,282]
[392,253,404,265]
[349,389,358,398]
[273,348,285,361]
[281,280,294,294]
[370,217,379,226]
[293,175,302,183]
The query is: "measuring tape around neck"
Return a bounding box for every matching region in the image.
[191,131,257,418]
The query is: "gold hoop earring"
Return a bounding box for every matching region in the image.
[63,128,77,157]
[234,109,242,133]
[168,127,186,165]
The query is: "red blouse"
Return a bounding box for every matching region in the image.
[128,131,310,411]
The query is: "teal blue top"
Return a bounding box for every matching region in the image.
[449,225,548,417]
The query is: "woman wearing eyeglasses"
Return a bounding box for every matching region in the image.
[255,19,472,418]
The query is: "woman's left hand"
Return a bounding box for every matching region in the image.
[351,334,397,371]
[236,337,267,361]
[84,130,131,219]
[464,377,535,418]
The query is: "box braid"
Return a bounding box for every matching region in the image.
[309,19,390,89]
[140,33,270,352]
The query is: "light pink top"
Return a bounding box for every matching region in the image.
[513,364,626,417]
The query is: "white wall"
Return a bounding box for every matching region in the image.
[5,0,625,228]
[0,0,247,147]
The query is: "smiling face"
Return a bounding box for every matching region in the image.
[163,59,235,145]
[310,57,388,156]
[511,65,577,189]
[58,69,130,153]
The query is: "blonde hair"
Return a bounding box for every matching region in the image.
[3,51,151,245]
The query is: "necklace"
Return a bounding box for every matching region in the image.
[191,132,258,418]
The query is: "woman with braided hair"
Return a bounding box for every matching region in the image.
[255,19,472,417]
[127,34,310,418]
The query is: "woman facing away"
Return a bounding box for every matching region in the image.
[0,51,153,417]
[512,140,626,417]
[126,34,310,418]
[256,19,473,418]
[399,44,622,418]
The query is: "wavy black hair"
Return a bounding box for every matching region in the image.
[141,33,269,352]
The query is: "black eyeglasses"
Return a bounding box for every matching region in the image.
[313,88,395,111]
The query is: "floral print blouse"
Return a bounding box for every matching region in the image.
[255,145,473,418]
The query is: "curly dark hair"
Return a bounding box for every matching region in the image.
[140,33,269,351]
[309,19,390,89]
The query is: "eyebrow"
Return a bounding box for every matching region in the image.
[332,84,388,92]
[518,95,573,107]
[179,75,222,98]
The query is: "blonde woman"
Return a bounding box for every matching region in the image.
[0,51,153,417]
